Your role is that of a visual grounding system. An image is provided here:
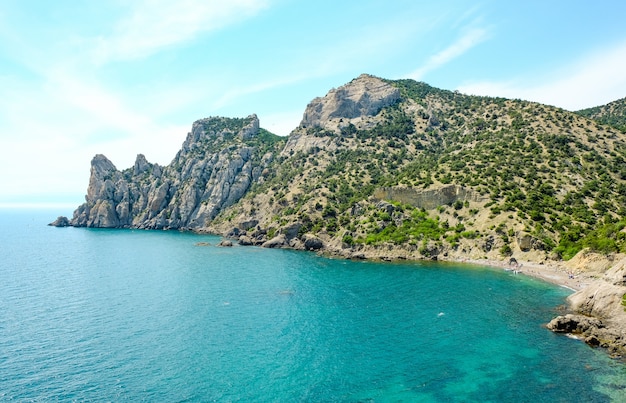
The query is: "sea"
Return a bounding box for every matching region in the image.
[1,209,626,402]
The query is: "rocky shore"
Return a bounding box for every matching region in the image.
[546,256,626,358]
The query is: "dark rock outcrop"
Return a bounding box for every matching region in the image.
[546,314,604,334]
[302,234,324,251]
[238,236,254,246]
[546,314,626,357]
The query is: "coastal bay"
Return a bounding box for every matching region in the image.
[3,209,626,401]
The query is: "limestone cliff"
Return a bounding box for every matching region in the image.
[300,73,401,130]
[372,185,486,210]
[70,115,283,229]
[283,74,400,155]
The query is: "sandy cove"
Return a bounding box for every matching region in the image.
[456,258,590,292]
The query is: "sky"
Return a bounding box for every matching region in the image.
[1,0,626,210]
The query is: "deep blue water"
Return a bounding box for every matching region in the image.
[1,209,626,402]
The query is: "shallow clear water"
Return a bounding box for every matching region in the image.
[1,209,625,401]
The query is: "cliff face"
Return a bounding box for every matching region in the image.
[372,185,487,210]
[300,73,401,130]
[547,257,626,358]
[70,115,282,229]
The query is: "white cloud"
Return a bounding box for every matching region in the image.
[407,27,489,81]
[92,0,269,63]
[456,40,626,110]
[0,0,275,204]
[0,72,190,203]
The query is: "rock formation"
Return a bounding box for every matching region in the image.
[548,257,626,357]
[48,216,70,227]
[70,115,279,229]
[300,73,401,130]
[372,185,486,210]
[282,74,401,155]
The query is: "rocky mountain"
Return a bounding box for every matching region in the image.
[62,74,626,265]
[69,115,284,229]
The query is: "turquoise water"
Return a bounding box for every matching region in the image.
[1,210,625,401]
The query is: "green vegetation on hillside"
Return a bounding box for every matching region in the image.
[577,98,626,133]
[226,78,626,260]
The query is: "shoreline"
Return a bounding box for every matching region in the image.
[443,257,590,292]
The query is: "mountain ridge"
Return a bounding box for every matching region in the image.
[59,74,626,265]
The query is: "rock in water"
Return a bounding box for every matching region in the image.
[48,216,70,227]
[217,239,233,247]
[302,234,323,251]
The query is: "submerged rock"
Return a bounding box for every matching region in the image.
[218,239,233,247]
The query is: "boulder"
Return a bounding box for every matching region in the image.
[217,239,233,247]
[302,234,324,251]
[262,234,286,249]
[282,222,302,240]
[376,201,395,215]
[239,219,259,230]
[238,236,253,246]
[517,233,532,251]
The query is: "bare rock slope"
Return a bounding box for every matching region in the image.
[70,115,280,229]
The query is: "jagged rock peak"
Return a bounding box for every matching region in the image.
[133,154,152,176]
[91,154,117,176]
[300,74,401,129]
[86,154,120,204]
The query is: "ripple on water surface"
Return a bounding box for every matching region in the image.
[1,210,625,401]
